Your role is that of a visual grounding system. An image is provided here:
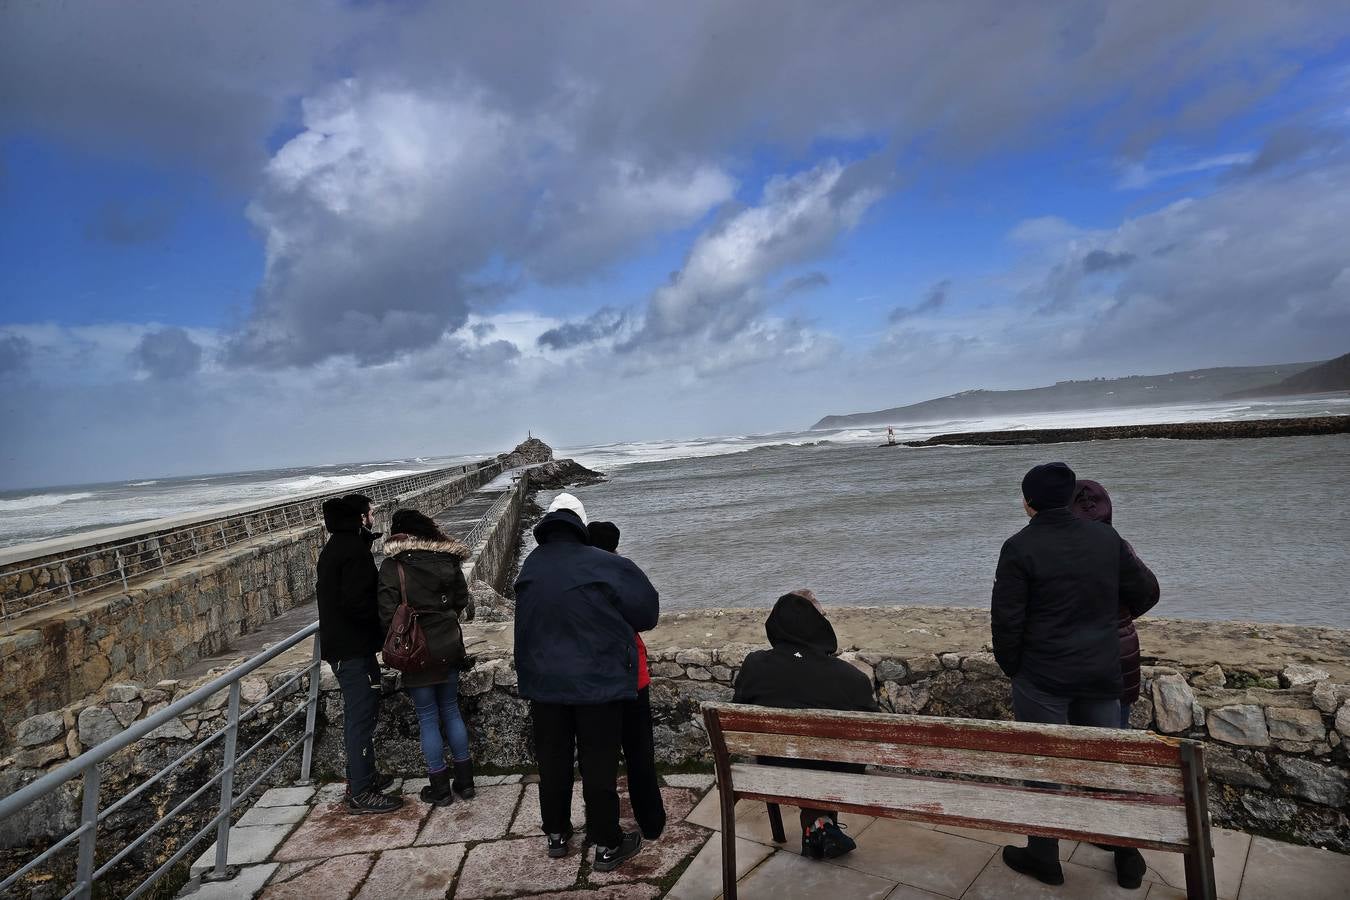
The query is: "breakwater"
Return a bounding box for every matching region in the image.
[904,414,1350,446]
[0,461,509,746]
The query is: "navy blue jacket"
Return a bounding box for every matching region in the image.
[514,510,660,705]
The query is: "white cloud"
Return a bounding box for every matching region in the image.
[1115,151,1256,189]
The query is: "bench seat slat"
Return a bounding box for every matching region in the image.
[730,763,1193,850]
[711,704,1182,768]
[721,731,1185,795]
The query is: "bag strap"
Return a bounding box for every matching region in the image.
[397,562,414,615]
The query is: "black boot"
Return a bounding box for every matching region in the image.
[452,759,475,799]
[1114,847,1146,889]
[420,769,453,807]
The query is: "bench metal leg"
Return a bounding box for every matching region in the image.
[766,803,787,844]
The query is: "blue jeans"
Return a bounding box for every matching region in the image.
[335,655,382,795]
[409,673,470,773]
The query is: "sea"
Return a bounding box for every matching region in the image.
[4,397,1348,627]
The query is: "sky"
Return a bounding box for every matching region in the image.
[2,1,1350,489]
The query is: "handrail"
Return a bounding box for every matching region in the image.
[1,459,503,623]
[0,622,323,900]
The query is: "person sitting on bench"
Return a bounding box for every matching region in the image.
[732,589,879,860]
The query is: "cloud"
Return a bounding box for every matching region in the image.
[1116,152,1256,190]
[0,335,32,376]
[132,327,203,378]
[537,307,632,351]
[1081,249,1137,273]
[889,279,952,322]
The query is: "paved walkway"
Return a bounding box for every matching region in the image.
[179,776,1350,900]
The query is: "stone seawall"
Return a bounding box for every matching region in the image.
[904,415,1350,447]
[0,464,503,747]
[7,609,1346,858]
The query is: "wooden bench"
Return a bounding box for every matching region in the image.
[702,702,1217,899]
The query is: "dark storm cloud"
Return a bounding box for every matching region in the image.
[1082,249,1137,273]
[133,327,203,378]
[0,335,32,375]
[537,308,631,350]
[889,279,951,322]
[85,199,177,245]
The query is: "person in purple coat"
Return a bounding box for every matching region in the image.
[1070,480,1162,728]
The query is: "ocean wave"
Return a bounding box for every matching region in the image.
[268,469,425,494]
[128,480,160,486]
[0,491,96,511]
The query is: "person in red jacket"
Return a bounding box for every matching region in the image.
[589,521,666,840]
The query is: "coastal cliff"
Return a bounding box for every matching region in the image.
[903,415,1350,447]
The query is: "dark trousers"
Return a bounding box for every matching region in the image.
[530,700,624,848]
[620,687,667,839]
[1012,675,1119,862]
[335,655,382,795]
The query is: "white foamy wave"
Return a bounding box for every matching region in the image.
[268,469,425,494]
[128,480,160,486]
[0,492,96,511]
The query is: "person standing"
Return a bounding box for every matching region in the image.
[378,509,476,807]
[515,494,659,871]
[733,589,878,860]
[991,462,1157,889]
[317,496,402,813]
[1070,479,1161,728]
[588,520,666,841]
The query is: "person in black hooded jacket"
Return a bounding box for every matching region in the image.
[514,493,659,872]
[733,590,878,860]
[316,496,402,814]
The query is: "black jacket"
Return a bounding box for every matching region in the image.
[733,594,878,713]
[377,534,473,688]
[316,498,381,664]
[990,507,1158,699]
[514,510,660,705]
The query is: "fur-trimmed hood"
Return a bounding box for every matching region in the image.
[382,534,470,560]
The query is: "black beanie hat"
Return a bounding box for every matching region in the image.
[1022,462,1076,511]
[588,521,621,553]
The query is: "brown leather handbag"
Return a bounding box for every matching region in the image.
[382,563,431,672]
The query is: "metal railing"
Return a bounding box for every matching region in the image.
[1,461,500,624]
[0,623,323,900]
[462,473,528,552]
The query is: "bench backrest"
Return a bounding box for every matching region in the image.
[702,702,1213,854]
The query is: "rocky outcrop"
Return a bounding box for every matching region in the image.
[526,458,606,489]
[495,437,554,468]
[905,416,1350,447]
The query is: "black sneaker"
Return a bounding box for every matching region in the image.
[1114,847,1146,889]
[592,831,642,872]
[372,771,396,792]
[1001,845,1064,886]
[816,820,856,858]
[547,829,573,859]
[347,789,405,814]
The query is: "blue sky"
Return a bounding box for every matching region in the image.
[2,2,1349,487]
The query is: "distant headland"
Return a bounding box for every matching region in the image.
[902,415,1350,447]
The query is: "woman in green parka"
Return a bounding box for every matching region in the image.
[377,509,476,806]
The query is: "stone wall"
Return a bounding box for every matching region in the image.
[0,464,504,747]
[8,624,1346,857]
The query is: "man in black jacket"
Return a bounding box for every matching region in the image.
[514,493,659,872]
[317,496,402,814]
[733,590,878,860]
[991,462,1156,889]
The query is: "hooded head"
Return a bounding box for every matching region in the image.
[1021,462,1076,512]
[588,521,621,553]
[321,497,362,534]
[764,591,838,656]
[1071,479,1113,525]
[547,493,588,526]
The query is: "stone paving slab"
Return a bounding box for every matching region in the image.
[619,787,700,834]
[737,849,896,900]
[255,786,316,807]
[236,804,310,827]
[662,774,716,791]
[354,844,467,900]
[510,782,589,836]
[827,819,996,898]
[886,887,951,900]
[316,782,349,803]
[589,822,711,885]
[962,853,1148,899]
[180,863,277,900]
[274,798,428,860]
[526,887,661,900]
[664,834,774,900]
[685,790,875,847]
[456,836,584,898]
[260,853,374,899]
[1068,827,1251,900]
[415,784,523,844]
[1237,836,1350,900]
[191,824,297,874]
[930,824,1077,862]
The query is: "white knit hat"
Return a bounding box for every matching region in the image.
[546,492,588,526]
